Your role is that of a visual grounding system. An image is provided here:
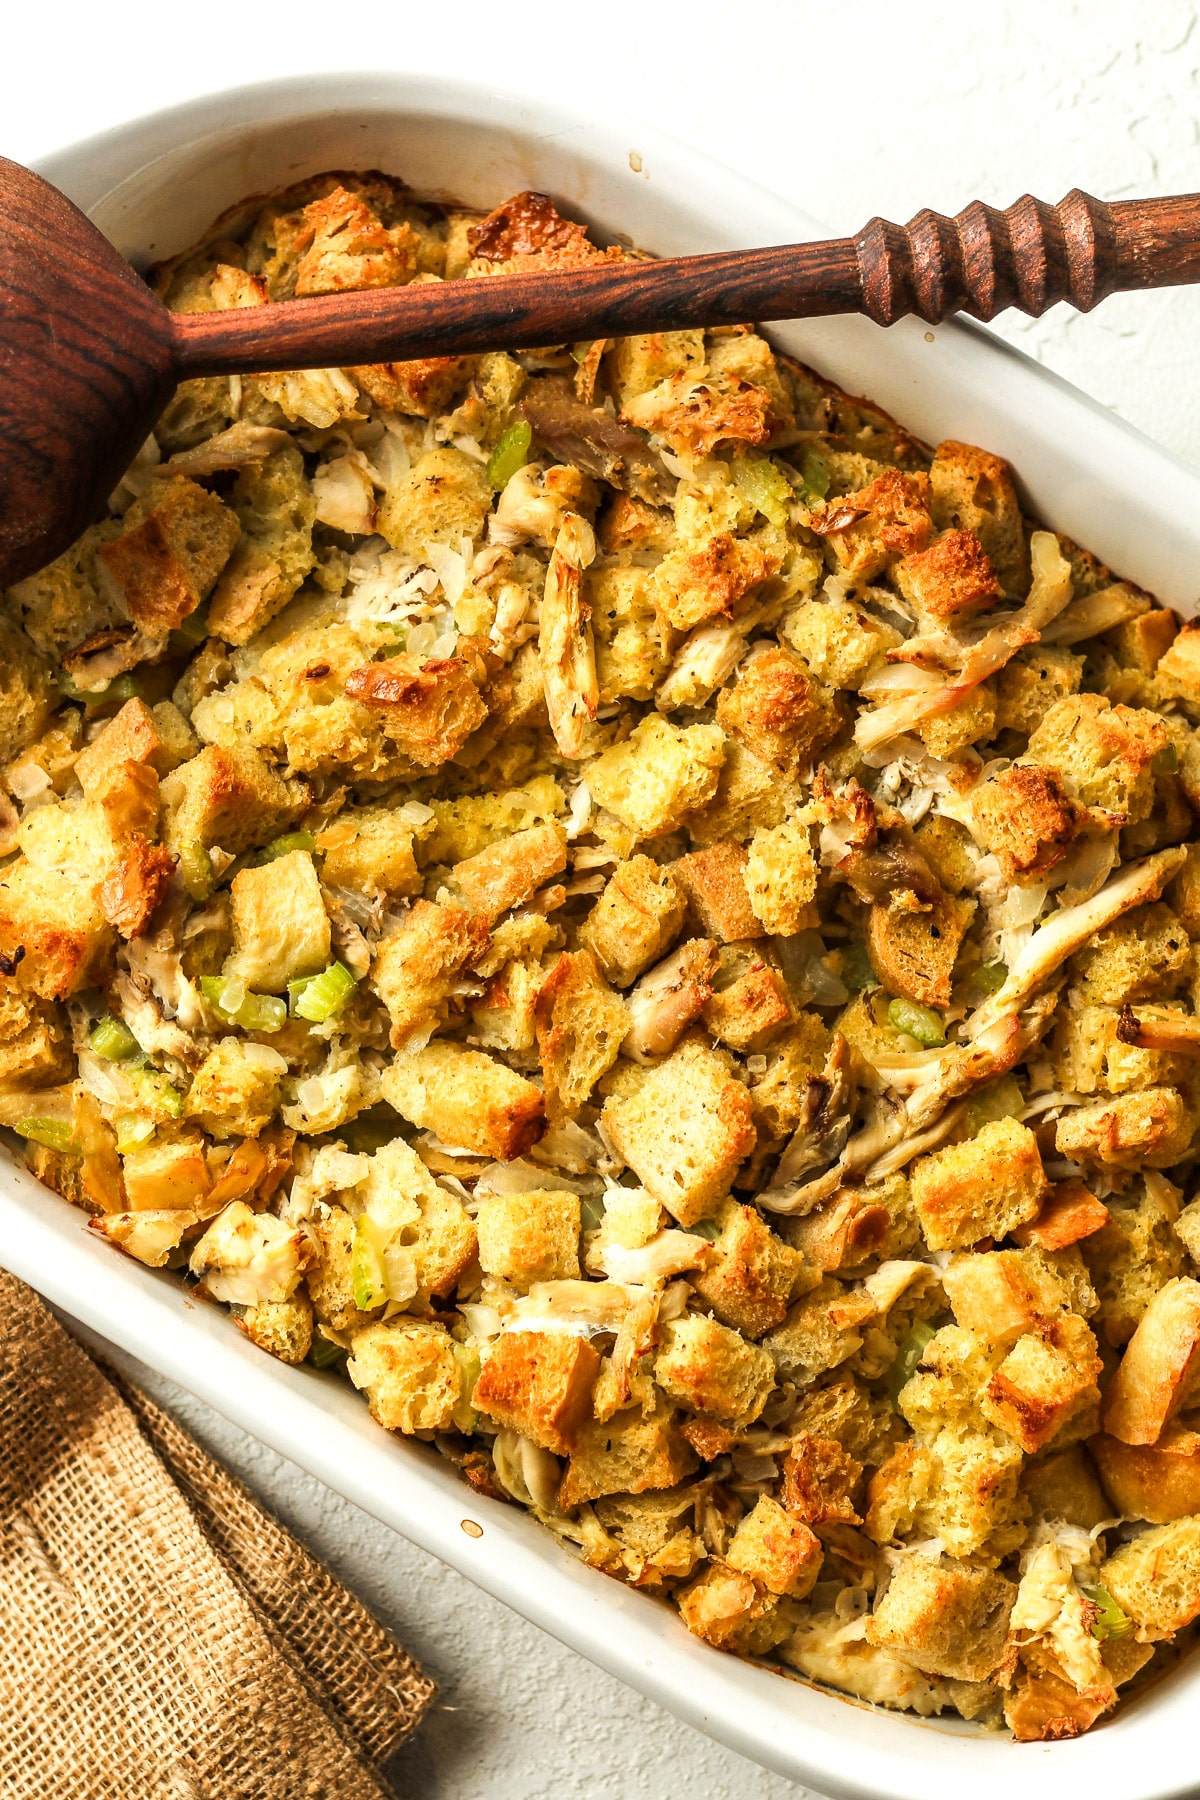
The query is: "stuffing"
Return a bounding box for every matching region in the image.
[475,1189,581,1288]
[1101,1276,1200,1446]
[122,1137,211,1212]
[160,744,301,856]
[316,807,422,899]
[715,645,844,778]
[928,440,1026,594]
[651,533,778,633]
[672,840,762,942]
[1099,1516,1200,1639]
[584,715,726,838]
[691,1195,807,1338]
[370,902,490,1047]
[583,856,687,986]
[534,950,627,1120]
[0,858,113,999]
[743,822,817,936]
[911,1118,1049,1252]
[1091,1428,1200,1523]
[979,1313,1102,1453]
[866,891,975,1009]
[816,470,934,584]
[686,740,788,847]
[378,446,492,558]
[675,1561,790,1656]
[1084,1181,1189,1347]
[972,764,1083,883]
[725,1495,822,1598]
[781,596,901,691]
[97,475,240,635]
[702,953,791,1053]
[380,1040,545,1159]
[473,1329,601,1457]
[0,985,71,1086]
[453,823,568,922]
[223,850,330,992]
[558,1397,698,1509]
[1026,693,1167,824]
[343,647,491,770]
[1054,1087,1195,1171]
[993,646,1083,737]
[1068,901,1190,1005]
[207,445,316,645]
[653,1313,776,1426]
[780,1431,863,1524]
[867,1555,1015,1682]
[586,565,673,700]
[235,1296,313,1365]
[346,1319,462,1436]
[185,1037,283,1139]
[189,1201,307,1307]
[601,1037,756,1225]
[895,528,1003,627]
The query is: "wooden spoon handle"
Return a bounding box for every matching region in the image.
[174,188,1200,378]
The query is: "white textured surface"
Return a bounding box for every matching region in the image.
[12,6,1200,1793]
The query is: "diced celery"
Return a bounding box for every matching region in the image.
[974,959,1008,994]
[172,601,211,650]
[888,1319,937,1408]
[351,1217,388,1310]
[129,1067,185,1119]
[307,1334,348,1371]
[799,447,831,500]
[16,1117,78,1152]
[486,420,533,491]
[179,840,215,903]
[57,671,140,707]
[887,998,946,1048]
[1081,1582,1130,1640]
[842,940,878,993]
[89,1015,141,1062]
[291,961,357,1023]
[730,456,793,528]
[115,1113,156,1155]
[690,1216,722,1242]
[200,975,286,1034]
[1153,742,1179,775]
[451,1341,482,1433]
[256,831,316,864]
[965,1076,1025,1135]
[578,1193,606,1234]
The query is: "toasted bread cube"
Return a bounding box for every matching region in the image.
[476,1189,581,1289]
[867,1426,1028,1563]
[1050,1005,1186,1098]
[929,441,1025,595]
[316,807,421,898]
[378,446,492,558]
[821,470,934,584]
[1027,693,1166,824]
[1100,1515,1200,1638]
[0,614,55,764]
[586,565,673,702]
[453,823,567,922]
[762,1278,867,1383]
[370,901,490,1048]
[743,822,817,936]
[702,956,791,1053]
[912,1117,1048,1252]
[584,856,686,987]
[355,1135,477,1303]
[74,698,169,798]
[223,851,330,993]
[0,859,112,999]
[651,533,777,633]
[672,840,762,942]
[781,595,901,692]
[596,491,676,556]
[914,682,997,759]
[601,1038,755,1226]
[1155,618,1200,696]
[994,646,1082,736]
[894,529,1003,627]
[353,355,473,418]
[780,1431,863,1525]
[867,1554,1015,1682]
[896,1323,1003,1435]
[1085,1183,1189,1347]
[676,1561,787,1655]
[653,1313,775,1426]
[347,1319,462,1435]
[1002,1658,1114,1743]
[473,1328,600,1456]
[691,1196,806,1339]
[189,1200,306,1307]
[234,1294,313,1365]
[205,444,317,645]
[866,891,975,1010]
[1020,1443,1111,1530]
[343,650,489,771]
[381,1040,545,1159]
[97,474,239,632]
[609,329,705,403]
[585,715,725,838]
[686,740,787,848]
[941,1247,1086,1347]
[122,1136,211,1212]
[1101,1276,1200,1445]
[0,985,70,1086]
[746,1013,833,1141]
[558,1396,698,1508]
[185,1037,283,1139]
[534,950,627,1121]
[1055,1087,1194,1171]
[161,743,300,856]
[1069,902,1190,1006]
[1092,1428,1200,1523]
[981,1314,1102,1453]
[715,644,844,778]
[972,764,1082,883]
[727,1495,822,1598]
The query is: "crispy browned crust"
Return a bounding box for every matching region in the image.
[345,653,490,769]
[99,834,175,939]
[673,840,762,943]
[472,1329,601,1456]
[781,1431,863,1525]
[972,763,1082,882]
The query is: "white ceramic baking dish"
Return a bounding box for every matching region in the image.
[6,71,1200,1800]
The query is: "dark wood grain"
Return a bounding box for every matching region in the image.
[4,152,1200,590]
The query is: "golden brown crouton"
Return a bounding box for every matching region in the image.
[929,440,1026,595]
[780,1431,863,1524]
[585,715,726,838]
[352,355,472,418]
[1069,902,1191,1005]
[186,1038,283,1139]
[866,891,975,1010]
[691,1196,807,1339]
[585,565,673,703]
[224,850,331,992]
[0,859,112,999]
[98,834,175,941]
[1156,618,1200,698]
[1091,1427,1200,1523]
[378,446,492,558]
[74,699,169,798]
[672,840,762,942]
[344,650,490,770]
[781,596,901,692]
[980,1313,1102,1453]
[941,1247,1086,1347]
[911,1117,1049,1252]
[316,807,422,899]
[1020,1443,1111,1530]
[1099,1515,1200,1639]
[0,984,70,1086]
[1101,1276,1200,1446]
[763,1278,869,1384]
[971,764,1083,883]
[743,822,817,936]
[305,1205,379,1334]
[453,823,568,921]
[122,1136,211,1212]
[558,1397,698,1509]
[279,184,419,296]
[686,740,788,848]
[346,1319,462,1435]
[1084,1182,1189,1348]
[534,950,627,1121]
[97,475,239,633]
[894,528,1003,626]
[473,1329,601,1457]
[204,445,318,646]
[160,743,301,856]
[867,1425,1028,1563]
[475,1190,581,1289]
[370,901,491,1048]
[584,856,687,987]
[381,1040,545,1159]
[816,470,934,584]
[726,1495,822,1598]
[651,534,778,633]
[234,1295,313,1365]
[1055,1087,1194,1171]
[676,1561,788,1655]
[1012,1180,1109,1252]
[653,1313,775,1426]
[702,954,792,1053]
[715,645,844,778]
[601,1038,755,1226]
[1027,693,1167,824]
[994,646,1083,737]
[867,1555,1015,1682]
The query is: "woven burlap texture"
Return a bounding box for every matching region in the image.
[0,1270,434,1800]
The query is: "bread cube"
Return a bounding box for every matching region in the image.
[743,822,817,936]
[74,699,169,800]
[381,1040,545,1159]
[122,1137,211,1212]
[609,329,705,404]
[0,985,70,1087]
[353,355,473,418]
[305,1204,379,1333]
[893,529,1003,626]
[584,715,725,838]
[820,469,934,584]
[1101,1276,1200,1445]
[941,1247,1084,1347]
[1092,1427,1200,1523]
[346,1319,462,1435]
[1026,693,1166,824]
[472,1328,600,1455]
[586,565,672,701]
[97,474,239,633]
[780,1431,863,1525]
[470,957,543,1054]
[1020,1443,1111,1531]
[781,595,900,692]
[189,1200,307,1307]
[651,533,777,633]
[316,807,421,898]
[1155,617,1200,698]
[203,444,316,645]
[0,858,112,998]
[223,851,330,993]
[715,644,844,778]
[584,856,687,987]
[596,491,676,556]
[1050,1005,1185,1098]
[691,1196,806,1338]
[915,682,997,758]
[911,1117,1048,1252]
[1100,1515,1200,1638]
[1069,902,1191,1006]
[868,1424,1028,1562]
[896,1324,1003,1436]
[867,1555,1015,1682]
[929,440,1025,595]
[994,646,1082,736]
[476,1189,581,1288]
[370,901,490,1048]
[746,1013,833,1141]
[653,1313,775,1426]
[676,1561,788,1656]
[702,956,791,1053]
[672,840,762,942]
[1055,1087,1194,1171]
[600,1037,755,1225]
[452,822,567,921]
[1084,1182,1189,1347]
[534,949,627,1121]
[343,650,490,771]
[559,1396,698,1508]
[378,446,492,558]
[686,740,787,847]
[866,891,975,1010]
[726,1495,822,1598]
[234,1294,313,1365]
[762,1278,868,1382]
[161,743,301,856]
[981,1314,1102,1453]
[185,1038,284,1139]
[971,763,1082,882]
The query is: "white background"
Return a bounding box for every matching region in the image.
[13,3,1200,1793]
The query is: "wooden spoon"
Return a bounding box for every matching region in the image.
[3,153,1200,588]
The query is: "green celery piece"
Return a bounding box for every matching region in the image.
[842,940,878,993]
[256,831,316,864]
[292,962,357,1023]
[89,1015,141,1062]
[888,1319,937,1408]
[965,1076,1025,1135]
[351,1217,388,1310]
[799,447,831,499]
[730,456,792,528]
[486,421,533,491]
[179,840,215,903]
[1080,1582,1130,1640]
[974,959,1008,994]
[451,1341,481,1433]
[887,997,946,1048]
[58,671,140,707]
[129,1067,185,1119]
[690,1216,723,1242]
[115,1113,156,1155]
[308,1335,348,1371]
[15,1117,78,1153]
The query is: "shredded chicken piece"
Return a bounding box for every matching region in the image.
[539,513,599,757]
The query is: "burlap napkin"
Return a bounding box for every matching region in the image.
[0,1269,435,1800]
